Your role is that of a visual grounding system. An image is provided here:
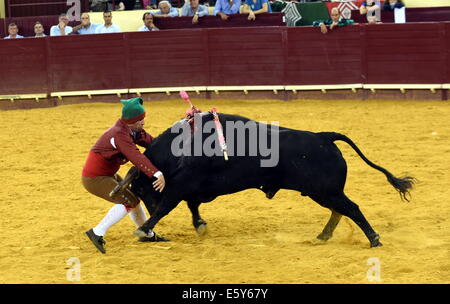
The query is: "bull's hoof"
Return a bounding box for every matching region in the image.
[316,232,332,241]
[370,234,383,248]
[194,219,208,236]
[196,223,208,236]
[266,191,276,199]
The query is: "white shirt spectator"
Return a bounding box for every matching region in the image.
[50,25,73,36]
[95,24,121,34]
[138,25,159,32]
[4,34,24,39]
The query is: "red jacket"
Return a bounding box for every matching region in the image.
[82,118,159,178]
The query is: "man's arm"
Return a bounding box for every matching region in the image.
[181,2,190,16]
[169,7,180,17]
[49,26,58,36]
[214,0,223,16]
[253,3,269,15]
[115,133,160,179]
[198,5,209,17]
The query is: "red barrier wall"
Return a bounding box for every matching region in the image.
[286,25,362,85]
[0,37,48,94]
[364,23,445,84]
[0,22,449,96]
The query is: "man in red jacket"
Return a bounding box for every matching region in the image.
[82,97,166,254]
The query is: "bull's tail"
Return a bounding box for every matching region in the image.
[319,132,416,202]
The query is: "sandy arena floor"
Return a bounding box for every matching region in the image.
[0,98,449,284]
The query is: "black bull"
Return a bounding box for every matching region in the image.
[118,113,414,248]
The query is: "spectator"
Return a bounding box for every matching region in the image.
[214,0,242,20]
[151,1,180,18]
[383,0,405,11]
[95,11,122,34]
[50,13,73,36]
[4,23,24,39]
[313,8,354,34]
[34,22,46,37]
[359,0,381,24]
[138,12,160,31]
[181,0,209,24]
[72,12,100,34]
[242,0,272,21]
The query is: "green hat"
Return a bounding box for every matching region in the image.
[120,97,146,124]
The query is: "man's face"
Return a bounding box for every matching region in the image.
[59,15,69,25]
[190,0,199,9]
[144,15,154,27]
[8,25,18,36]
[331,9,340,22]
[34,24,44,35]
[159,3,170,14]
[103,12,112,24]
[81,13,90,25]
[129,119,145,132]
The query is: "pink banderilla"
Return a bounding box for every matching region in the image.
[210,107,228,161]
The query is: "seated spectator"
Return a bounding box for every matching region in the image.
[34,22,46,37]
[72,12,100,34]
[359,0,381,24]
[4,23,24,39]
[50,13,73,36]
[138,12,160,31]
[313,8,354,34]
[181,0,209,24]
[95,11,121,34]
[214,0,242,20]
[242,0,272,21]
[151,1,180,18]
[383,0,405,11]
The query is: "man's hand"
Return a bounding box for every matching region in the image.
[58,21,66,29]
[330,22,338,31]
[248,11,256,21]
[219,13,229,21]
[320,23,328,34]
[192,14,199,24]
[153,174,165,192]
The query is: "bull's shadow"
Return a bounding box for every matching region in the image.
[119,112,414,248]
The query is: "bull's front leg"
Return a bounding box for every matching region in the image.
[133,197,181,240]
[187,201,207,236]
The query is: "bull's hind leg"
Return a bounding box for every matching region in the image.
[316,210,342,241]
[328,193,382,248]
[187,201,207,236]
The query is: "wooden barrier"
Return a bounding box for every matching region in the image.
[0,22,449,104]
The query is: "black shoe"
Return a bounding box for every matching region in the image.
[85,228,106,254]
[138,232,169,242]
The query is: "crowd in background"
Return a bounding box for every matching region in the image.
[3,0,406,39]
